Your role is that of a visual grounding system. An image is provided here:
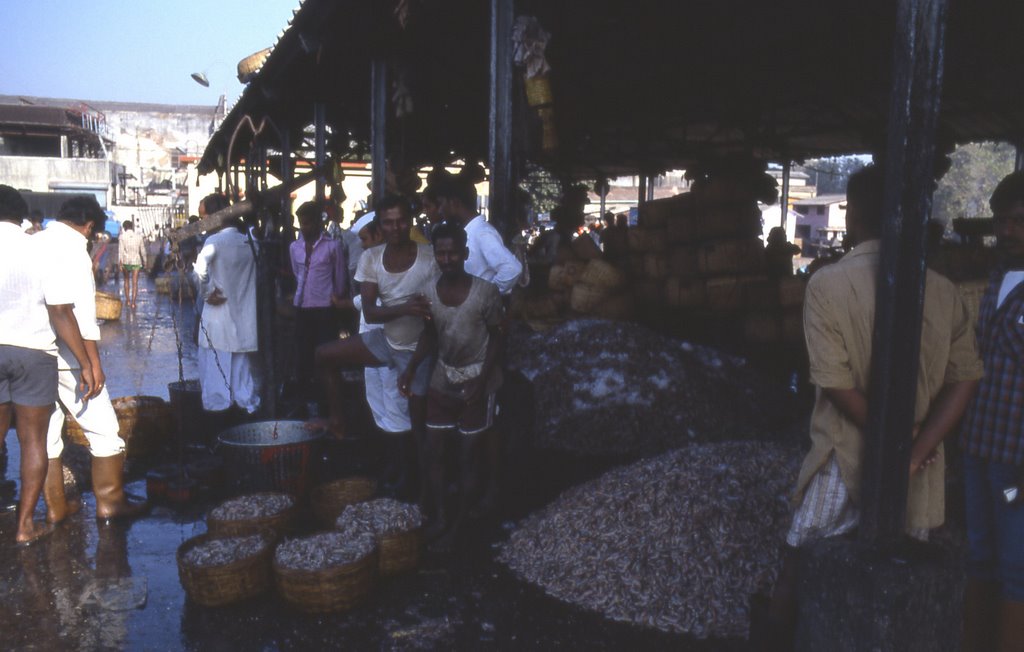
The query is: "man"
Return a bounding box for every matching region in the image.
[37,196,148,523]
[959,170,1024,651]
[435,176,522,295]
[759,166,983,645]
[314,196,436,459]
[118,220,146,309]
[0,186,96,544]
[399,221,505,548]
[289,201,348,410]
[193,213,260,418]
[434,175,521,513]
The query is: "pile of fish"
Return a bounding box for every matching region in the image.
[336,498,423,538]
[181,535,268,568]
[498,441,801,639]
[209,493,293,522]
[274,532,376,571]
[506,319,796,455]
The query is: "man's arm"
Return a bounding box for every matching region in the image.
[822,387,869,430]
[46,304,98,398]
[909,378,979,474]
[398,322,438,397]
[83,340,105,391]
[361,282,430,324]
[478,230,522,294]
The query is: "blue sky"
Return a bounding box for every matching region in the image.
[0,0,300,106]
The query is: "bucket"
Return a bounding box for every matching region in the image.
[216,421,323,497]
[168,380,205,446]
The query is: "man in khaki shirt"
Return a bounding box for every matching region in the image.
[758,165,983,647]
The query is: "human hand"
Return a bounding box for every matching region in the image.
[397,370,414,398]
[206,288,227,306]
[403,294,432,319]
[79,364,99,400]
[910,449,940,475]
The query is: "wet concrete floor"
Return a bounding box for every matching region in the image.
[0,275,749,651]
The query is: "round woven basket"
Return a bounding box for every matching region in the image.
[310,477,376,528]
[95,291,122,321]
[274,548,378,613]
[62,395,173,457]
[206,492,296,541]
[579,259,627,289]
[177,532,274,607]
[378,527,421,576]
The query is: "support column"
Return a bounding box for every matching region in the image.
[314,102,327,204]
[780,161,791,232]
[637,175,647,211]
[795,2,955,649]
[371,59,388,204]
[489,0,515,238]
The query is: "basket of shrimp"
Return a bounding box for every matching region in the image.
[335,498,423,576]
[206,493,296,541]
[310,476,377,528]
[177,531,274,607]
[273,531,378,613]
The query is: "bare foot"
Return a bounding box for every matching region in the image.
[305,417,344,439]
[16,521,54,547]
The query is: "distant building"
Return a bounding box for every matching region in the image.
[792,194,847,256]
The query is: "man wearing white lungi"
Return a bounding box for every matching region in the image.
[193,218,260,414]
[40,196,147,523]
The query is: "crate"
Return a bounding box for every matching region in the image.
[665,276,707,308]
[669,245,700,278]
[698,239,766,277]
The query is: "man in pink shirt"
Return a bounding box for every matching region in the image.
[289,201,349,411]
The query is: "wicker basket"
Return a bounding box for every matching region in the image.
[274,548,378,613]
[579,259,626,290]
[207,492,296,541]
[378,527,422,576]
[111,395,174,459]
[547,261,585,292]
[95,291,122,321]
[177,532,274,607]
[310,477,376,528]
[63,395,173,457]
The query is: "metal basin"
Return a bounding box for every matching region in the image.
[217,421,324,497]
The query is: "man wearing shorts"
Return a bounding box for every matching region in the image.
[117,220,146,309]
[399,221,505,549]
[314,196,436,487]
[0,186,96,545]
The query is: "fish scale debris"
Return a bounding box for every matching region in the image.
[498,441,801,639]
[506,319,796,455]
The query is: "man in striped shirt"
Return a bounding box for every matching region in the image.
[960,171,1024,652]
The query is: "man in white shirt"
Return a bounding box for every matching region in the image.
[193,216,260,417]
[0,187,96,545]
[38,196,148,523]
[435,177,522,295]
[117,220,147,309]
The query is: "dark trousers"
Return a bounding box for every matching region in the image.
[294,307,339,405]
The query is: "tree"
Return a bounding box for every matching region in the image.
[800,156,868,195]
[931,141,1015,223]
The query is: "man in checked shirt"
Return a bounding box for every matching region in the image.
[960,171,1024,652]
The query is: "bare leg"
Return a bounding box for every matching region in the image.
[14,404,55,544]
[314,337,382,439]
[421,425,448,542]
[130,269,141,308]
[432,431,483,552]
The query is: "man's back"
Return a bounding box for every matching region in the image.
[0,223,55,352]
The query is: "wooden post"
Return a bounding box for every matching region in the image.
[860,0,948,546]
[371,59,388,204]
[314,102,327,204]
[255,140,277,418]
[780,161,791,231]
[489,0,515,239]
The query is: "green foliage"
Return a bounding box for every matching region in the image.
[931,142,1015,223]
[519,163,562,214]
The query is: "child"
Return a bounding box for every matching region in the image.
[399,221,505,550]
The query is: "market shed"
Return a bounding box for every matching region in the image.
[198,0,1024,195]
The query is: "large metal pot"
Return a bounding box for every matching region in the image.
[216,421,323,497]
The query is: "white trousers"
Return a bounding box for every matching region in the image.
[198,347,260,413]
[364,366,410,433]
[47,368,125,459]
